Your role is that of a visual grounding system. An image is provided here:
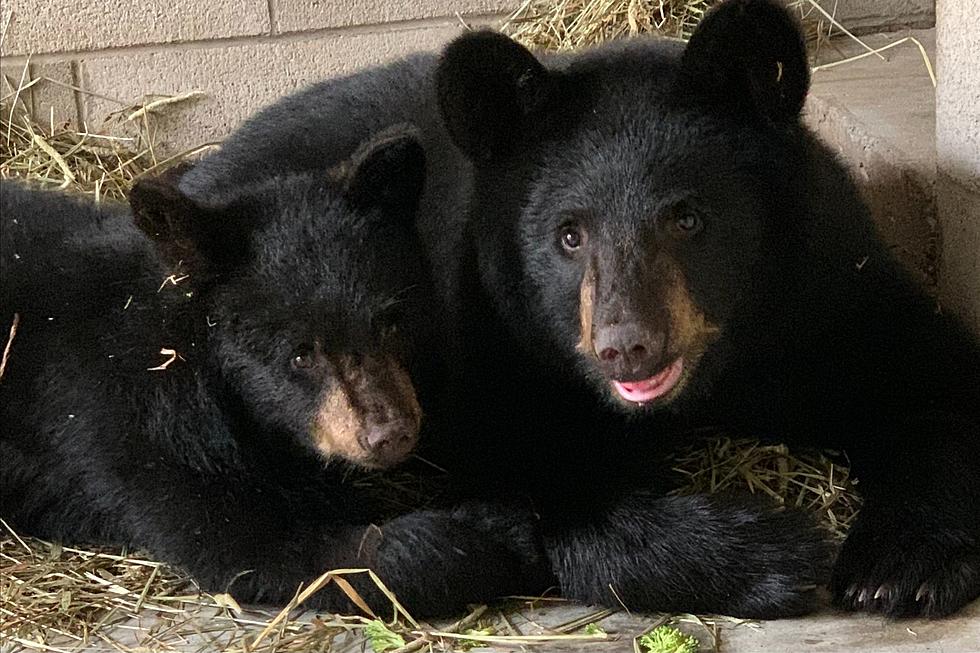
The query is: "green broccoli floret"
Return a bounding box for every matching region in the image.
[363,619,406,653]
[637,625,700,653]
[584,623,607,635]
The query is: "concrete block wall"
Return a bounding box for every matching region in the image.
[935,0,980,335]
[0,0,513,153]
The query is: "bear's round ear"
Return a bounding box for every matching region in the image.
[130,165,250,271]
[673,0,809,124]
[342,125,426,224]
[436,30,554,162]
[130,166,207,265]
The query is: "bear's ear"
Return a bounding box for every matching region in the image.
[130,167,250,271]
[342,125,426,223]
[436,30,554,162]
[673,0,809,123]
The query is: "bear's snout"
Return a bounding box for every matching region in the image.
[593,321,667,381]
[312,356,422,468]
[358,409,419,468]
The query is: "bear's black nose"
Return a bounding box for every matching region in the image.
[593,323,666,380]
[362,419,418,468]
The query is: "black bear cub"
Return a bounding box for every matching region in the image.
[0,129,546,616]
[434,1,980,618]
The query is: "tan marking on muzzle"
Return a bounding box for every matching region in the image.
[313,381,367,464]
[311,355,422,466]
[577,262,597,354]
[661,260,721,353]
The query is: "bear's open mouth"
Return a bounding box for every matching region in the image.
[611,357,684,404]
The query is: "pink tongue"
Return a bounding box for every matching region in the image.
[612,358,684,403]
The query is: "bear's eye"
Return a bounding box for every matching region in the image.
[379,323,405,351]
[672,211,702,235]
[290,344,318,370]
[559,224,586,252]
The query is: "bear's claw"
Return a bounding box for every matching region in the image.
[832,508,980,617]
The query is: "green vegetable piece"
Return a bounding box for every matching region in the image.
[637,625,700,653]
[458,628,495,651]
[364,619,406,653]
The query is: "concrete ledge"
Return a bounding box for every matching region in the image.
[831,0,935,34]
[935,1,980,192]
[805,30,938,286]
[0,0,271,56]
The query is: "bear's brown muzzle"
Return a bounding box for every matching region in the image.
[311,354,421,468]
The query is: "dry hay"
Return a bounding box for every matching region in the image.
[0,520,614,652]
[502,0,714,48]
[1,65,209,201]
[502,0,850,53]
[672,437,861,539]
[0,518,495,652]
[0,105,149,201]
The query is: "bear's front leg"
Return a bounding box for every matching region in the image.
[359,503,555,616]
[115,466,550,617]
[831,412,980,617]
[545,492,834,618]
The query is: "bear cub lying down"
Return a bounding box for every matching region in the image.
[0,129,546,616]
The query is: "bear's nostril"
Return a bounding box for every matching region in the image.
[599,347,620,361]
[630,344,647,358]
[364,426,390,450]
[363,420,418,467]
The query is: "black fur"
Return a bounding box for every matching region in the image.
[179,0,979,619]
[0,134,549,617]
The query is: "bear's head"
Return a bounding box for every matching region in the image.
[129,127,433,468]
[437,0,809,412]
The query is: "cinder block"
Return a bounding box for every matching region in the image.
[30,62,79,129]
[828,0,934,34]
[273,0,513,34]
[0,60,79,129]
[1,0,270,56]
[1,60,33,112]
[75,23,463,154]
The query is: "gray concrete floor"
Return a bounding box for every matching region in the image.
[459,599,980,652]
[24,597,976,652]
